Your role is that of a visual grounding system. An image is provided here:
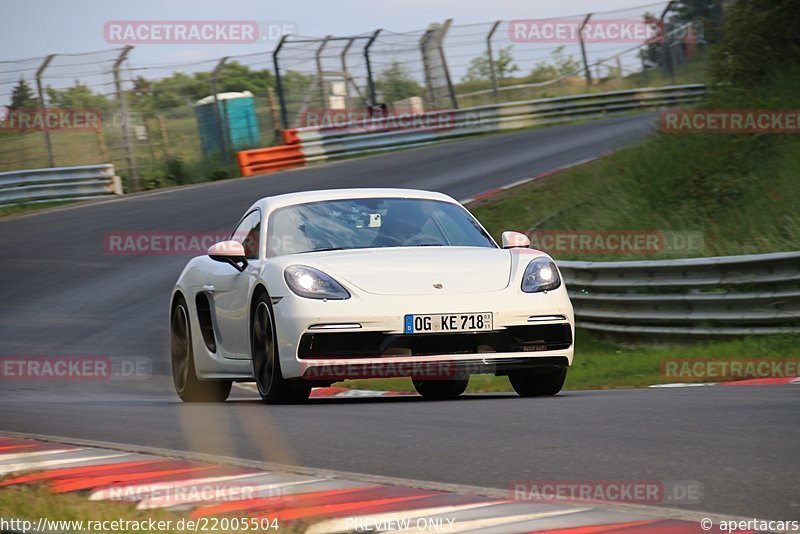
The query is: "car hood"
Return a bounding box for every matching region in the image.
[312,247,512,295]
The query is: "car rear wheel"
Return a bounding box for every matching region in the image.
[412,378,468,400]
[171,298,231,402]
[251,294,311,404]
[509,367,567,397]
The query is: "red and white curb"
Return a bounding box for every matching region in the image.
[0,434,741,533]
[650,377,800,388]
[234,384,412,398]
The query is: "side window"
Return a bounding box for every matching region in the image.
[231,210,261,260]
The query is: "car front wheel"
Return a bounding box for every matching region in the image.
[509,367,567,397]
[251,293,311,404]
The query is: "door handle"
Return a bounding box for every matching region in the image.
[202,284,215,293]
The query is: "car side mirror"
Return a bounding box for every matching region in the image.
[208,241,248,272]
[501,231,531,249]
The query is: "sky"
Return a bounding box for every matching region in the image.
[2,0,666,65]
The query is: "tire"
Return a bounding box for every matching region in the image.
[251,292,311,404]
[171,297,231,402]
[509,367,567,397]
[412,378,468,400]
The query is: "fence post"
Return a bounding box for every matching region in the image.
[660,1,676,83]
[340,38,354,112]
[34,54,55,168]
[364,29,381,107]
[273,35,290,130]
[340,37,367,110]
[420,28,436,108]
[266,87,281,143]
[157,116,170,159]
[486,20,502,104]
[315,36,332,111]
[579,13,593,86]
[112,46,138,191]
[95,130,109,162]
[211,57,230,163]
[437,19,458,109]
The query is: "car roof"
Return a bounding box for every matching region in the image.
[251,188,459,214]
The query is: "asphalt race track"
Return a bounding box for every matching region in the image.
[1,114,798,521]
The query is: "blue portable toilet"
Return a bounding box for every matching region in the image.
[194,91,260,156]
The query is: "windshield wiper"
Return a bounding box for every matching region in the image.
[300,247,344,253]
[414,243,444,247]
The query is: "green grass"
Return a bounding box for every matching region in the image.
[469,69,800,260]
[0,484,199,534]
[339,330,800,392]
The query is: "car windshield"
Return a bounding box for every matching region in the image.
[267,197,496,256]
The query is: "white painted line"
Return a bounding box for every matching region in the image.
[0,453,129,476]
[0,448,80,463]
[331,389,409,398]
[234,383,409,398]
[648,383,716,388]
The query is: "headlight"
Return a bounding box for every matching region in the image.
[284,265,350,300]
[522,257,561,293]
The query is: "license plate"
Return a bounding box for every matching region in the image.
[404,313,493,334]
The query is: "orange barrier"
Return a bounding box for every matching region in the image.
[236,145,305,176]
[281,129,300,145]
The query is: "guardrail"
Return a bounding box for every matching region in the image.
[291,84,705,162]
[236,84,706,175]
[558,251,800,337]
[237,145,305,176]
[0,164,123,208]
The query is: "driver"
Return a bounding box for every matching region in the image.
[370,203,431,247]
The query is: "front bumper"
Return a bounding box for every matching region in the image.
[272,287,575,380]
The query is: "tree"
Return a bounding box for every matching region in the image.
[639,1,724,71]
[711,0,800,87]
[528,46,582,82]
[125,63,279,117]
[45,81,110,112]
[463,46,519,82]
[10,78,38,109]
[672,0,724,43]
[215,61,274,95]
[375,61,423,104]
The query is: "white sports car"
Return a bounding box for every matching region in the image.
[170,188,574,403]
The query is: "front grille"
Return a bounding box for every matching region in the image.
[298,323,572,359]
